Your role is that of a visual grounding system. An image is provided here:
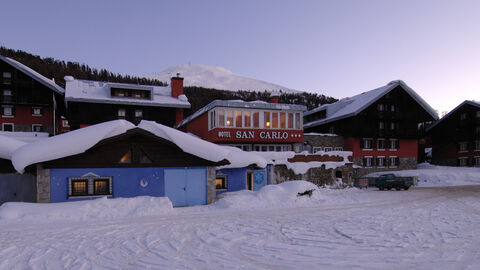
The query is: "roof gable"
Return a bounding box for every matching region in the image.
[426,100,480,132]
[0,55,65,95]
[304,80,438,128]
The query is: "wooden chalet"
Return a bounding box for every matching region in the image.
[0,55,65,135]
[304,80,438,175]
[427,100,480,166]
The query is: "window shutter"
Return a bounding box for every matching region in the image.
[12,106,15,116]
[360,139,365,149]
[396,139,400,149]
[396,157,400,167]
[363,157,367,166]
[386,139,390,149]
[386,157,390,167]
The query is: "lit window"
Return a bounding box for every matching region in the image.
[119,150,132,163]
[272,112,278,128]
[118,108,126,118]
[235,110,242,127]
[62,120,70,127]
[69,177,112,197]
[226,110,233,127]
[216,176,227,190]
[94,179,109,195]
[280,112,286,129]
[135,109,143,118]
[71,180,88,196]
[264,111,271,128]
[244,111,251,128]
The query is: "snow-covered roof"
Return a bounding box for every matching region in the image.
[12,120,136,173]
[0,55,65,94]
[65,78,190,108]
[0,135,26,160]
[0,131,49,143]
[304,80,439,129]
[177,99,307,128]
[426,100,480,132]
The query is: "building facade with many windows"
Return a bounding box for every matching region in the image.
[304,80,438,176]
[177,100,307,152]
[427,100,480,167]
[0,55,65,135]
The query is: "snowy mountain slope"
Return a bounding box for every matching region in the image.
[148,64,300,93]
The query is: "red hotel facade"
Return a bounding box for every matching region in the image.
[177,100,307,152]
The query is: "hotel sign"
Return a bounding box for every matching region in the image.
[214,129,303,142]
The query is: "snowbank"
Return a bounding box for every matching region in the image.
[218,146,267,169]
[0,196,173,223]
[0,134,26,160]
[12,120,135,173]
[366,163,480,187]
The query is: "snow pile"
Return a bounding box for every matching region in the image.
[0,196,172,223]
[211,181,324,209]
[12,120,135,173]
[366,163,480,187]
[219,146,267,169]
[149,64,299,93]
[271,151,352,174]
[0,134,26,160]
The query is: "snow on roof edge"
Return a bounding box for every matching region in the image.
[426,100,480,132]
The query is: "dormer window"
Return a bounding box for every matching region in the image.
[111,87,151,99]
[118,108,126,118]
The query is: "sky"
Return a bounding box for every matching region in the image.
[1,0,479,115]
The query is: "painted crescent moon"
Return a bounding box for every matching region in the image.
[140,179,148,187]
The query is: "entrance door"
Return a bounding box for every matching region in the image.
[164,168,206,207]
[253,170,265,191]
[246,171,253,191]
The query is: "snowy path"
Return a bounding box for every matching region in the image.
[2,186,480,269]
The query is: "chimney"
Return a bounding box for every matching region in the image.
[269,91,281,104]
[171,73,184,98]
[171,74,185,125]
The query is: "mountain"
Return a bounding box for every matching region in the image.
[148,64,299,93]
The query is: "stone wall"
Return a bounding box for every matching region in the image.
[271,164,354,187]
[206,166,217,204]
[36,165,50,203]
[352,157,418,178]
[304,134,345,151]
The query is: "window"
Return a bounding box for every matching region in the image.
[475,156,480,166]
[280,112,286,129]
[377,104,384,111]
[215,176,227,190]
[329,126,335,134]
[335,171,342,179]
[391,105,395,112]
[32,124,43,132]
[252,111,259,128]
[324,147,333,152]
[2,72,11,85]
[458,142,468,152]
[390,122,396,130]
[390,139,398,150]
[458,157,468,167]
[135,110,143,118]
[62,120,70,127]
[235,110,242,127]
[377,139,385,150]
[363,157,373,167]
[378,121,385,130]
[476,127,480,139]
[209,110,215,129]
[119,150,132,163]
[2,123,13,132]
[362,138,373,149]
[254,144,291,152]
[389,157,399,167]
[68,176,112,197]
[313,147,323,153]
[226,110,234,127]
[244,111,251,128]
[288,113,294,129]
[295,113,301,129]
[335,147,343,151]
[477,111,480,118]
[271,112,278,128]
[3,89,11,97]
[2,106,13,116]
[218,109,225,127]
[264,111,271,128]
[460,113,467,120]
[476,141,480,151]
[118,108,126,118]
[117,90,125,97]
[377,157,386,168]
[32,107,42,116]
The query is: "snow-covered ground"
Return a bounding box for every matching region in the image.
[1,166,480,269]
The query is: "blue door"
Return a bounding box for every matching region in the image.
[253,170,265,191]
[164,168,206,207]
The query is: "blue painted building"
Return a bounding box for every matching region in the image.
[215,165,270,196]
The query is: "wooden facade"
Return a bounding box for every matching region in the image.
[428,101,480,166]
[0,57,65,135]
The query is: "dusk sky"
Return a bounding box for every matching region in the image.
[1,0,479,115]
